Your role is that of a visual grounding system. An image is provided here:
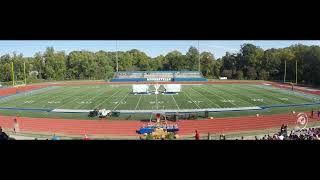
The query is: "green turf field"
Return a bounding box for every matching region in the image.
[0,84,319,119]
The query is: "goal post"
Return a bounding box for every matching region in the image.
[10,61,27,87]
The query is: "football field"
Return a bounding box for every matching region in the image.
[0,84,319,112]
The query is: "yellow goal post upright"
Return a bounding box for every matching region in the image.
[11,61,27,88]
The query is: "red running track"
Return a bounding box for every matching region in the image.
[0,113,318,137]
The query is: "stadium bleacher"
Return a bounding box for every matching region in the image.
[111,71,207,82]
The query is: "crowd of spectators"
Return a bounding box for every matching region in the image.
[198,124,320,140]
[248,124,320,140]
[0,126,12,140]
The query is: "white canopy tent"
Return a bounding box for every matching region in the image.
[132,85,149,94]
[163,84,181,93]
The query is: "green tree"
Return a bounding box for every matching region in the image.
[212,59,222,79]
[164,51,185,70]
[221,69,233,79]
[235,70,244,80]
[258,69,269,80]
[200,52,215,77]
[247,67,257,80]
[186,46,200,71]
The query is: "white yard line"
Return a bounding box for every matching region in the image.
[33,87,70,101]
[7,87,66,106]
[35,88,77,108]
[72,87,115,109]
[112,92,130,111]
[53,87,93,109]
[190,87,222,108]
[90,89,112,102]
[156,93,158,110]
[0,86,58,104]
[212,86,256,107]
[134,95,143,110]
[244,86,285,104]
[199,86,238,107]
[50,86,96,109]
[183,91,201,109]
[223,85,270,106]
[93,88,124,109]
[254,85,310,104]
[171,94,180,110]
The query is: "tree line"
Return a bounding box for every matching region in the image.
[1,44,320,85]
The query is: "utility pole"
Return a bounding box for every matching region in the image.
[284,60,286,83]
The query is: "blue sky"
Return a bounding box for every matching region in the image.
[0,40,319,59]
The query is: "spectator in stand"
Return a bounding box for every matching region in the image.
[83,134,90,140]
[279,134,284,140]
[0,126,9,140]
[255,136,258,140]
[219,134,224,140]
[195,130,200,140]
[267,134,271,140]
[52,134,60,140]
[241,136,244,140]
[284,124,288,135]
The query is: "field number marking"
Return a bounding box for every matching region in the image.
[221,99,235,103]
[112,101,127,104]
[251,98,264,102]
[279,98,288,101]
[78,101,92,104]
[48,101,61,104]
[24,101,34,104]
[187,101,203,104]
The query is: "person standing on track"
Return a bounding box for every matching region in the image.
[13,118,20,134]
[195,130,200,140]
[207,132,211,140]
[311,109,314,119]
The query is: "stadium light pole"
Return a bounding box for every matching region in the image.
[295,59,298,84]
[198,40,200,72]
[11,61,14,86]
[24,62,27,85]
[116,40,119,72]
[284,60,286,83]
